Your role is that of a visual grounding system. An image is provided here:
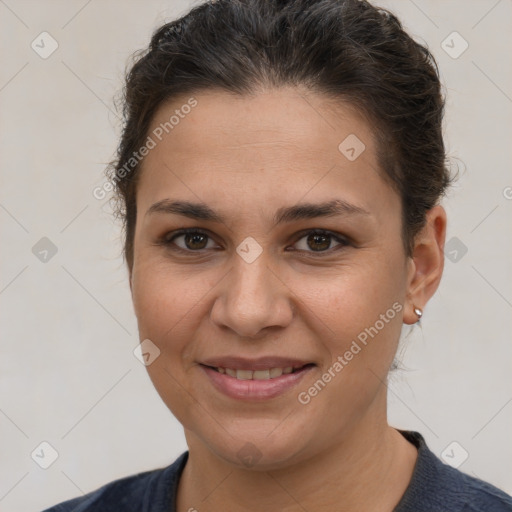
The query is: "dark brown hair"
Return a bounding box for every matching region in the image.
[108,0,453,271]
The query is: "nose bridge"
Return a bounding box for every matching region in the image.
[210,251,293,338]
[232,254,271,305]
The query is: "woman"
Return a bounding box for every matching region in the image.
[43,0,512,510]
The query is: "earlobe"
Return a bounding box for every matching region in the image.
[403,205,447,325]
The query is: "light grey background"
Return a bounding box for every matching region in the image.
[0,1,511,510]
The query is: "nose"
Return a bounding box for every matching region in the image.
[210,254,294,339]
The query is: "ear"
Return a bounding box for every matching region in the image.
[403,205,447,325]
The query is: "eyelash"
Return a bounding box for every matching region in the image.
[158,228,351,257]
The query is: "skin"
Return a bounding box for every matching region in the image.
[129,86,447,511]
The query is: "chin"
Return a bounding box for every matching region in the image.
[196,421,317,471]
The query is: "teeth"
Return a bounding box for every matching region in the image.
[236,369,253,380]
[215,366,306,380]
[269,367,283,378]
[253,369,270,380]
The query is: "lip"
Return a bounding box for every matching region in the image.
[200,356,312,371]
[200,360,315,401]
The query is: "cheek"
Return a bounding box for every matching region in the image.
[293,272,404,423]
[131,256,208,338]
[130,259,212,427]
[291,258,406,399]
[297,259,404,334]
[130,256,224,389]
[132,268,177,340]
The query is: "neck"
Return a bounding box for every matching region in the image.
[176,403,417,512]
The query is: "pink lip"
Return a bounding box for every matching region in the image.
[200,364,315,401]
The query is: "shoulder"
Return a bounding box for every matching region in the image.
[457,474,512,512]
[40,452,188,512]
[439,463,512,512]
[395,431,512,512]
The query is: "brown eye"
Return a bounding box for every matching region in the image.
[306,233,331,251]
[292,230,349,254]
[183,232,209,250]
[166,230,219,251]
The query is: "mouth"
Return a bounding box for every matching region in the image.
[199,358,316,400]
[201,364,315,381]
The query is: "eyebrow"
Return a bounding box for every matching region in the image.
[145,198,371,226]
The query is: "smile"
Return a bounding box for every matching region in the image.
[200,362,315,400]
[208,365,311,380]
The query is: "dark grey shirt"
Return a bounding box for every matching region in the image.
[42,431,512,511]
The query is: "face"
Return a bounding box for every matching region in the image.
[130,87,414,470]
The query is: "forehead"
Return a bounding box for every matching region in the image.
[136,87,398,221]
[146,86,373,161]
